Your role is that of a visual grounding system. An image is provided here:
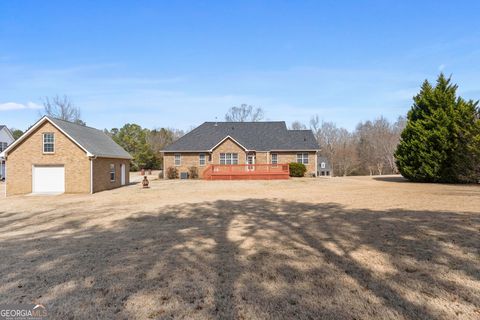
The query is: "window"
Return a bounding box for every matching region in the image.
[220,153,238,165]
[271,153,278,165]
[199,153,206,166]
[174,154,181,166]
[321,162,326,169]
[297,153,309,164]
[43,133,55,153]
[0,142,7,152]
[110,164,116,182]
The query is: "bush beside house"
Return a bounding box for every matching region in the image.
[166,167,178,179]
[289,163,307,177]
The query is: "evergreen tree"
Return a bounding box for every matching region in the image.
[395,74,480,183]
[107,124,160,171]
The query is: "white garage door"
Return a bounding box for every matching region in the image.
[33,166,65,194]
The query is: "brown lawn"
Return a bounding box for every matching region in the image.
[0,176,479,319]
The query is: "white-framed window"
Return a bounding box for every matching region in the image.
[321,162,326,169]
[199,153,206,166]
[110,164,116,182]
[220,153,238,165]
[297,153,309,164]
[174,154,181,166]
[43,133,55,153]
[0,142,7,152]
[271,153,278,165]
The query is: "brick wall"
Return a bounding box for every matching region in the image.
[211,138,247,165]
[275,152,317,176]
[5,121,91,195]
[92,157,130,193]
[163,152,211,178]
[255,152,269,164]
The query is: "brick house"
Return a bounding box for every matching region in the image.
[0,116,132,196]
[161,121,320,179]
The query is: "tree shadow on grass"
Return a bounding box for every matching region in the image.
[0,199,478,319]
[372,176,408,183]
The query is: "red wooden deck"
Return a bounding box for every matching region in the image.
[203,164,290,180]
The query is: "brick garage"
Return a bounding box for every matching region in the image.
[1,116,132,196]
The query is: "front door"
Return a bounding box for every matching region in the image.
[121,164,126,186]
[247,154,255,171]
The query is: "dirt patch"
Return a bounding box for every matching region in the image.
[0,176,479,319]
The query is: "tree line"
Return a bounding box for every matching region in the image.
[293,115,406,176]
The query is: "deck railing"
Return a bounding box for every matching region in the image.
[203,163,290,180]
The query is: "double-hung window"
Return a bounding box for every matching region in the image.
[174,154,181,166]
[199,153,206,166]
[271,153,278,165]
[43,133,55,153]
[110,164,116,182]
[297,153,309,164]
[220,153,238,165]
[0,142,7,152]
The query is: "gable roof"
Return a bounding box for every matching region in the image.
[162,121,320,152]
[1,116,132,159]
[0,125,14,142]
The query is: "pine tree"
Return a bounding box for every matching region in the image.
[395,74,480,183]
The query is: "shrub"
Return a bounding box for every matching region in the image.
[188,166,199,179]
[289,162,307,177]
[166,167,178,179]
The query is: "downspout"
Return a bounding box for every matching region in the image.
[315,151,318,177]
[90,156,97,194]
[3,157,6,197]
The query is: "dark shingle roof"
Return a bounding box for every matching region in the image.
[48,117,132,159]
[163,121,320,152]
[0,125,5,130]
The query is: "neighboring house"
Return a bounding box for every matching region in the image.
[162,121,320,179]
[0,125,15,180]
[0,116,132,196]
[317,156,332,177]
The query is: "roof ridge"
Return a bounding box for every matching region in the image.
[45,116,103,132]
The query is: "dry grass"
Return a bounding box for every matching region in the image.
[0,176,479,319]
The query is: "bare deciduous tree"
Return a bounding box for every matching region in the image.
[225,104,264,122]
[356,116,405,175]
[310,115,341,176]
[41,95,85,125]
[147,128,184,153]
[290,121,307,130]
[311,114,404,176]
[335,128,359,176]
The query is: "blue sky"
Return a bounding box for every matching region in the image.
[1,1,480,131]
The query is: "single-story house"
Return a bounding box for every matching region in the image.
[161,121,320,179]
[317,156,332,177]
[0,125,15,180]
[0,116,132,196]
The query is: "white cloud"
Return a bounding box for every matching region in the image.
[0,102,42,111]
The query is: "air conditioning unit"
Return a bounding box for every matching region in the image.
[180,172,189,179]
